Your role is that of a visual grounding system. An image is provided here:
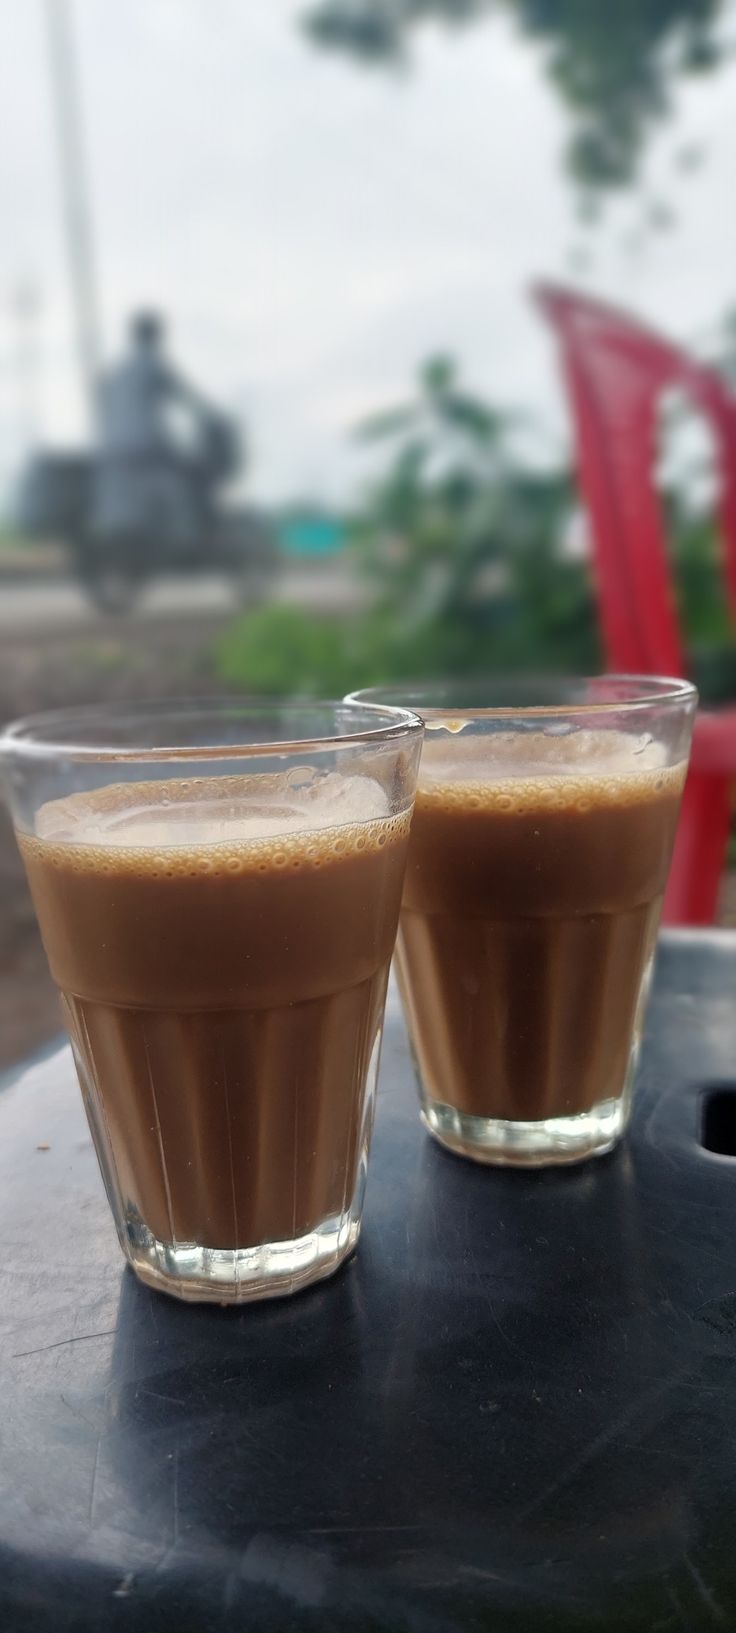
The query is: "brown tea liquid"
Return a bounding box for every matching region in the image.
[20,772,410,1252]
[396,730,685,1125]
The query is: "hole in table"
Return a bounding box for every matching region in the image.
[700,1086,736,1156]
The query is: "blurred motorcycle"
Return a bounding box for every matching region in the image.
[13,313,279,615]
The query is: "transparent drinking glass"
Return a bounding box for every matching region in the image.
[1,699,423,1301]
[348,677,696,1166]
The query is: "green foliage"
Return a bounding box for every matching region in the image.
[301,0,726,200]
[659,361,736,697]
[216,355,599,697]
[349,352,599,675]
[669,515,736,702]
[216,350,736,704]
[217,604,355,696]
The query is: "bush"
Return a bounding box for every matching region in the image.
[214,356,736,705]
[216,604,358,696]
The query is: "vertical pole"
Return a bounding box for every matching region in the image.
[12,281,42,458]
[43,0,100,426]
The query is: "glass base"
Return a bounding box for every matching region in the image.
[421,1095,629,1168]
[121,1212,361,1305]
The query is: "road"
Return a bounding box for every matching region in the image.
[0,561,362,638]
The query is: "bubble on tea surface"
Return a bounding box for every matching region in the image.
[28,768,405,879]
[416,726,681,817]
[286,766,316,790]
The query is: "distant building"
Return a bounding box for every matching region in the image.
[277,506,345,557]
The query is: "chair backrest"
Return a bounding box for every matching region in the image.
[535,283,736,676]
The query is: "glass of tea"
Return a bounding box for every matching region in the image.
[348,677,696,1167]
[1,699,423,1301]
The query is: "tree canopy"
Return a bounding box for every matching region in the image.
[301,0,727,200]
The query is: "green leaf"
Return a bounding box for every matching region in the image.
[420,354,456,398]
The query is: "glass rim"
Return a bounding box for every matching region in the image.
[0,696,424,765]
[347,674,698,720]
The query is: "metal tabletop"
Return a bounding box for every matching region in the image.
[1,934,735,1632]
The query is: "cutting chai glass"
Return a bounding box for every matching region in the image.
[1,699,423,1301]
[348,677,696,1167]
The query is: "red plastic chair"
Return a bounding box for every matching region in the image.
[535,283,736,925]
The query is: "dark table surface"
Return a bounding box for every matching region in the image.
[1,934,736,1633]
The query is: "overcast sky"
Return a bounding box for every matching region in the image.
[2,0,736,502]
